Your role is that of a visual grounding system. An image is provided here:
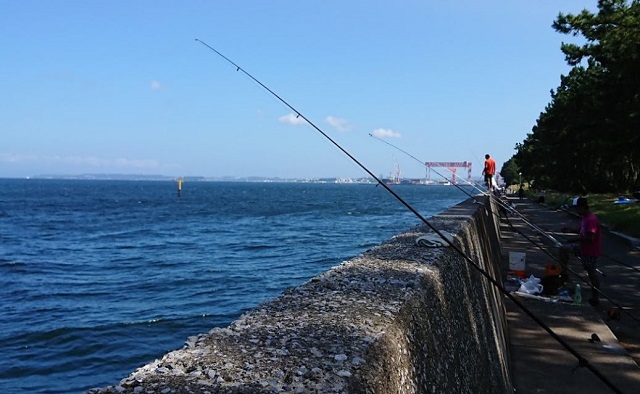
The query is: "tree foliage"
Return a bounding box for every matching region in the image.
[499,157,521,186]
[514,0,640,193]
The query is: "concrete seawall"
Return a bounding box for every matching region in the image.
[91,195,512,393]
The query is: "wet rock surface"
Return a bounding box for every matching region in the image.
[89,198,511,393]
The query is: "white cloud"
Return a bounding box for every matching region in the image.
[278,113,308,125]
[371,128,401,138]
[150,80,163,90]
[325,116,352,132]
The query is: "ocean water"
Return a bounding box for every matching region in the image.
[0,179,469,393]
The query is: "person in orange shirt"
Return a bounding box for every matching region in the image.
[482,154,496,190]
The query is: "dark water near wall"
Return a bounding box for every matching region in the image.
[0,179,470,393]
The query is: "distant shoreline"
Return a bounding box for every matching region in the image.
[1,174,484,185]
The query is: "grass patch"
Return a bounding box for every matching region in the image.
[537,192,640,239]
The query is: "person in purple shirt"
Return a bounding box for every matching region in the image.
[560,197,602,306]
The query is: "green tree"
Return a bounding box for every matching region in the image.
[515,0,640,193]
[499,157,521,186]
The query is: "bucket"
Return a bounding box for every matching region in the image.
[509,252,526,279]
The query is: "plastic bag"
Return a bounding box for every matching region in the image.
[518,275,543,295]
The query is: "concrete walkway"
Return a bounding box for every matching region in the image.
[499,196,640,393]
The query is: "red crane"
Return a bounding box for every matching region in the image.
[424,161,472,184]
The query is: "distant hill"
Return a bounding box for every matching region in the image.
[28,174,383,184]
[32,174,184,181]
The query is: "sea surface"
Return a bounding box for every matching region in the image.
[0,179,471,393]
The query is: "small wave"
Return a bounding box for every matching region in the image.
[0,179,469,392]
[0,259,26,267]
[122,317,164,325]
[0,320,202,393]
[244,244,277,251]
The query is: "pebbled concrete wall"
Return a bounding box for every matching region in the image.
[90,195,512,394]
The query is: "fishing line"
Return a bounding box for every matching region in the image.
[489,201,638,323]
[369,133,481,202]
[508,216,640,323]
[370,134,639,325]
[602,254,640,273]
[369,134,564,246]
[195,39,622,392]
[469,148,485,173]
[193,39,441,241]
[556,206,640,274]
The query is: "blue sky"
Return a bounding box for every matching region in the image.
[1,1,596,180]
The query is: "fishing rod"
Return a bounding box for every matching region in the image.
[368,134,481,202]
[193,39,444,240]
[369,134,639,324]
[368,135,584,267]
[469,147,489,186]
[195,39,622,392]
[369,134,498,197]
[555,205,640,274]
[369,134,564,247]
